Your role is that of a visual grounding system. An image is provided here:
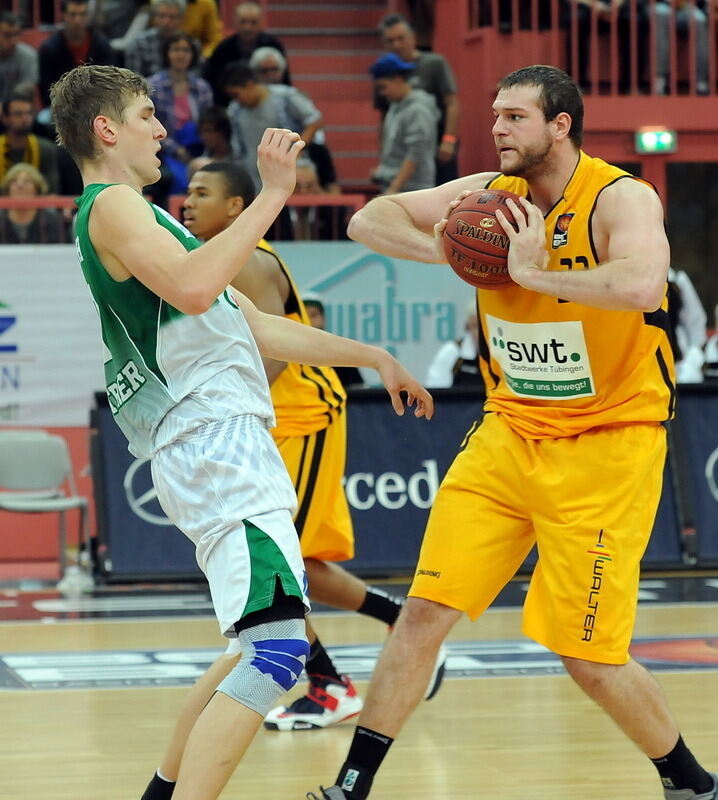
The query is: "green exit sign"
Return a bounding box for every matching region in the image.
[635,128,677,154]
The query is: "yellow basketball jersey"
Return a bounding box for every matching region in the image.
[478,152,675,439]
[256,240,346,436]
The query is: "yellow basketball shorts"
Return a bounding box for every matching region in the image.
[273,411,354,562]
[409,412,666,664]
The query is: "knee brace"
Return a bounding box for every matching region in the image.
[216,618,309,717]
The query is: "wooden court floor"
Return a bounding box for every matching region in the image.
[1,602,716,799]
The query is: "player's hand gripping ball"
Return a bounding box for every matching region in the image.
[442,189,527,289]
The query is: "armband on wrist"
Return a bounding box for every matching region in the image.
[442,134,457,144]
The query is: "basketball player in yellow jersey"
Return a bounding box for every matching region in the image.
[308,66,717,800]
[139,161,445,800]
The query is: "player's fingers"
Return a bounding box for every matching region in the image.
[388,387,405,416]
[495,208,516,238]
[434,217,448,237]
[506,198,527,230]
[419,391,435,420]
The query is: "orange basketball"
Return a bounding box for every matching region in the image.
[442,189,526,289]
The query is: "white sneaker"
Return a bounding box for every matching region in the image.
[264,675,363,731]
[424,642,447,700]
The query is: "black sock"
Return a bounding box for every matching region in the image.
[140,771,175,800]
[651,735,714,793]
[306,636,342,683]
[335,726,394,799]
[357,587,404,626]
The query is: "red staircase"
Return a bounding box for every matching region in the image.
[264,1,389,189]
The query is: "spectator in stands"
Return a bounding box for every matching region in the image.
[277,158,346,241]
[222,61,323,192]
[125,0,188,78]
[651,0,709,95]
[562,0,649,94]
[204,1,290,106]
[425,303,482,388]
[0,162,65,243]
[249,46,341,194]
[188,105,235,174]
[0,12,39,102]
[38,0,115,108]
[703,303,718,379]
[149,31,213,193]
[183,0,223,59]
[91,0,147,46]
[303,293,365,387]
[667,266,707,382]
[378,13,460,183]
[0,90,59,193]
[369,53,438,194]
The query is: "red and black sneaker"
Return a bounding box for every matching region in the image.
[264,675,363,731]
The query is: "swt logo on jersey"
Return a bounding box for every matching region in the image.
[552,213,575,248]
[485,315,595,400]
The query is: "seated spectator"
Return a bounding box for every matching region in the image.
[0,162,65,244]
[39,0,115,108]
[248,44,287,85]
[125,0,190,78]
[703,303,718,379]
[187,105,235,175]
[667,266,707,382]
[369,53,438,194]
[183,0,223,59]
[279,158,346,241]
[222,61,323,192]
[91,0,148,47]
[378,13,460,183]
[303,294,365,388]
[248,46,340,194]
[149,31,213,193]
[0,90,59,193]
[0,12,39,101]
[651,0,709,94]
[204,1,290,105]
[561,0,649,94]
[425,303,482,388]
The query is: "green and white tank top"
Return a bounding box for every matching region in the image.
[74,183,274,458]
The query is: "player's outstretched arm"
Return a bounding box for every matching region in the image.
[233,291,434,419]
[347,172,497,262]
[89,129,304,315]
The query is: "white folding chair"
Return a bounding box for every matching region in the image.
[0,431,91,578]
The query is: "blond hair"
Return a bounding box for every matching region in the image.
[50,64,150,165]
[1,163,48,195]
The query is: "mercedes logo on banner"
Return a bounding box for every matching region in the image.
[123,459,173,526]
[705,447,718,504]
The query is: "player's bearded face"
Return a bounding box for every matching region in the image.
[501,127,553,176]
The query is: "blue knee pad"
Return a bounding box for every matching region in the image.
[216,618,308,717]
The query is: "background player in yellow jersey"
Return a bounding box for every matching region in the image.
[139,160,446,800]
[309,65,717,800]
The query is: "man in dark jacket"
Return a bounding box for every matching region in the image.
[38,0,115,107]
[204,0,290,105]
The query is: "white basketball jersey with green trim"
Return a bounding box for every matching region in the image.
[74,183,274,458]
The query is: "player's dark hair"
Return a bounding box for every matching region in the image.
[498,65,584,147]
[50,64,150,165]
[196,161,256,207]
